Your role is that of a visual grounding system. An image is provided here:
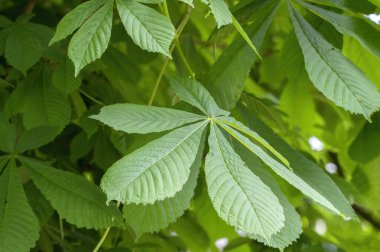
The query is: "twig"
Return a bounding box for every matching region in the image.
[148,8,193,105]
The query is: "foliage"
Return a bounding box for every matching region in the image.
[1,0,380,251]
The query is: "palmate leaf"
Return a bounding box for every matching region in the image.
[234,143,302,249]
[19,157,122,229]
[288,1,380,120]
[298,1,380,59]
[116,0,175,57]
[101,121,208,204]
[123,130,206,238]
[91,103,206,134]
[50,0,108,45]
[170,78,229,117]
[0,161,40,252]
[239,105,356,219]
[205,123,285,241]
[68,0,114,75]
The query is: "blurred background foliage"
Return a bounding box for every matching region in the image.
[1,0,380,251]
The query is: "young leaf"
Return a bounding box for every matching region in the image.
[0,161,40,252]
[298,1,380,59]
[123,130,205,238]
[101,121,208,204]
[5,23,42,75]
[239,105,356,219]
[19,157,122,229]
[234,143,302,249]
[91,103,206,134]
[68,0,114,75]
[116,0,175,57]
[170,78,229,117]
[205,123,285,240]
[288,1,380,120]
[50,0,108,45]
[205,0,279,110]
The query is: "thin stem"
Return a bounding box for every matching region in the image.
[148,58,170,106]
[162,0,170,18]
[59,217,65,241]
[175,41,195,79]
[162,1,194,78]
[92,202,120,252]
[148,8,193,105]
[59,217,66,252]
[79,89,105,105]
[93,227,111,252]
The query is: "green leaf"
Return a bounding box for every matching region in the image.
[215,116,289,167]
[352,156,380,212]
[342,37,380,90]
[91,103,206,134]
[279,70,321,133]
[137,0,164,3]
[52,57,81,94]
[170,78,228,117]
[23,67,71,129]
[49,0,108,45]
[204,0,232,28]
[179,0,194,7]
[239,105,356,218]
[205,0,279,110]
[116,0,175,57]
[234,143,302,249]
[349,113,380,163]
[307,0,376,14]
[14,126,61,153]
[123,130,205,238]
[68,0,113,75]
[0,28,10,56]
[24,182,54,225]
[19,157,123,229]
[205,123,285,240]
[0,156,8,171]
[101,121,208,204]
[288,2,380,120]
[0,15,12,28]
[5,23,42,75]
[0,120,16,153]
[299,1,380,59]
[0,161,40,252]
